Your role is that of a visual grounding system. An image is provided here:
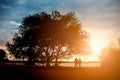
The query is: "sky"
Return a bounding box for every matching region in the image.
[0,0,120,53]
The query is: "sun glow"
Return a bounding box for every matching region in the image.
[90,36,109,56]
[61,36,110,62]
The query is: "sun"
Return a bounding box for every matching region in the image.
[90,36,109,56]
[91,43,103,55]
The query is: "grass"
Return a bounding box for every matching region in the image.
[0,64,120,80]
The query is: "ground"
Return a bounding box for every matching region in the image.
[0,64,120,80]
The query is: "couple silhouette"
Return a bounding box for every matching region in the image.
[74,57,81,68]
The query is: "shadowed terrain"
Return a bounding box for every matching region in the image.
[0,64,120,80]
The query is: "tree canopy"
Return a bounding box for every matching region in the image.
[101,39,120,69]
[0,49,6,62]
[6,10,89,66]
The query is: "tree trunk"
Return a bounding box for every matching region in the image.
[55,57,58,67]
[46,58,50,67]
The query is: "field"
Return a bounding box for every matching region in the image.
[0,64,120,80]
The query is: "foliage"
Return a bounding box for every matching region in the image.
[0,49,7,62]
[101,39,120,69]
[6,10,89,66]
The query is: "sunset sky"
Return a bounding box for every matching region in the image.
[0,0,120,60]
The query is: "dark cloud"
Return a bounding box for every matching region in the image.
[0,0,17,6]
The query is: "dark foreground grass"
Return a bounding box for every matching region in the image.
[0,64,120,80]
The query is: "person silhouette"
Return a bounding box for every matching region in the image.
[78,58,81,68]
[74,57,78,67]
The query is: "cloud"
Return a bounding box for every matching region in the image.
[0,0,120,47]
[9,21,20,26]
[0,39,6,45]
[0,0,17,6]
[0,29,14,41]
[0,20,19,29]
[17,0,27,5]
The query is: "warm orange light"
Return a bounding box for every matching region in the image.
[61,35,109,62]
[61,54,100,62]
[90,36,109,56]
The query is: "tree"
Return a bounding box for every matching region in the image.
[101,39,120,69]
[0,49,6,62]
[6,10,88,67]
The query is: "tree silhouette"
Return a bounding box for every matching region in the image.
[0,49,6,62]
[6,10,88,67]
[101,39,120,69]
